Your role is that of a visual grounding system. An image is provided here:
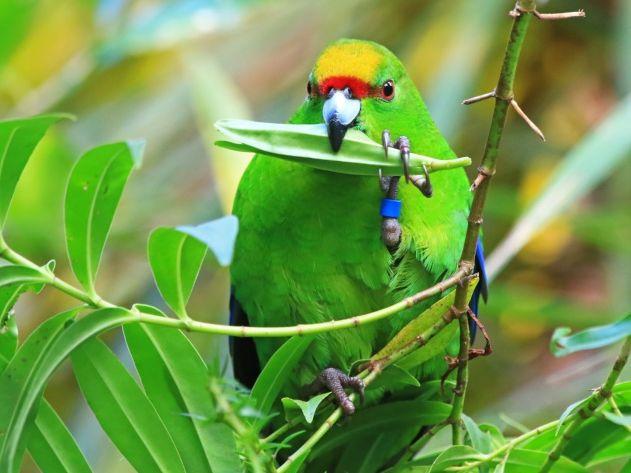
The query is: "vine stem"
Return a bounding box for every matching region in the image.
[209,378,273,473]
[0,237,467,338]
[447,3,533,445]
[538,336,631,473]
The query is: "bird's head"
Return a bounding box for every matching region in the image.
[304,38,412,152]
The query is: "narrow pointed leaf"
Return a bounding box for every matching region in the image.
[0,308,136,473]
[429,445,482,472]
[65,141,144,295]
[374,277,477,369]
[215,120,471,176]
[27,400,92,473]
[250,336,313,419]
[72,338,185,473]
[125,319,241,472]
[556,398,588,434]
[551,313,631,357]
[0,308,80,473]
[0,114,71,229]
[147,227,207,318]
[462,414,492,455]
[602,411,631,427]
[0,265,48,288]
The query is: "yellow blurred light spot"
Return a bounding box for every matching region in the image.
[517,159,572,264]
[314,42,382,84]
[519,220,572,265]
[499,311,546,341]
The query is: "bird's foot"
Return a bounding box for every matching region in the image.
[381,130,433,197]
[316,367,365,415]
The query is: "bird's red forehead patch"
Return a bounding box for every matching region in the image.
[318,76,371,99]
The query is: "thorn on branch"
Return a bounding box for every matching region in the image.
[533,9,586,21]
[470,166,496,192]
[463,90,495,105]
[510,99,545,141]
[510,3,586,21]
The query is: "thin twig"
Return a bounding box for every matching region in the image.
[209,378,273,473]
[0,238,467,339]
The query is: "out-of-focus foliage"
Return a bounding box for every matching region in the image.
[0,0,629,472]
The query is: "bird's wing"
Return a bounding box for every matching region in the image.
[230,291,261,388]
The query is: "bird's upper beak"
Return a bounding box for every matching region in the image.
[323,88,360,152]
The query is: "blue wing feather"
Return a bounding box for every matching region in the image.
[468,238,489,340]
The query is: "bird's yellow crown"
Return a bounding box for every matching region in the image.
[313,41,383,85]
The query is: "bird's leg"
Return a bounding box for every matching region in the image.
[379,131,434,250]
[380,130,402,250]
[314,367,365,415]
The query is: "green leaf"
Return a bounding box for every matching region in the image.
[487,93,631,280]
[64,141,144,295]
[479,423,507,449]
[203,424,242,473]
[0,307,136,473]
[250,336,314,420]
[0,307,80,473]
[27,400,92,473]
[0,264,48,288]
[147,227,207,318]
[587,437,631,468]
[503,448,590,472]
[312,398,451,459]
[72,337,185,473]
[0,114,71,229]
[556,398,588,434]
[550,314,631,356]
[368,364,420,392]
[602,411,631,426]
[177,215,239,267]
[281,392,330,424]
[124,320,241,473]
[429,445,482,472]
[374,277,478,369]
[214,119,471,176]
[0,314,18,365]
[462,414,492,455]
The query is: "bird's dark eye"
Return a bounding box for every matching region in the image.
[307,81,312,96]
[382,80,395,100]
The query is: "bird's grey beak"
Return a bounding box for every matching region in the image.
[323,88,360,152]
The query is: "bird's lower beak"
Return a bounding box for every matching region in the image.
[323,89,360,152]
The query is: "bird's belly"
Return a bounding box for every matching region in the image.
[232,161,396,384]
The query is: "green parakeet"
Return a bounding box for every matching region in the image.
[230,38,486,414]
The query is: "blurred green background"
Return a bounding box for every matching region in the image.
[2,0,630,471]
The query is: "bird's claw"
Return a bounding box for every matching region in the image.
[380,131,431,197]
[409,165,433,197]
[317,367,365,415]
